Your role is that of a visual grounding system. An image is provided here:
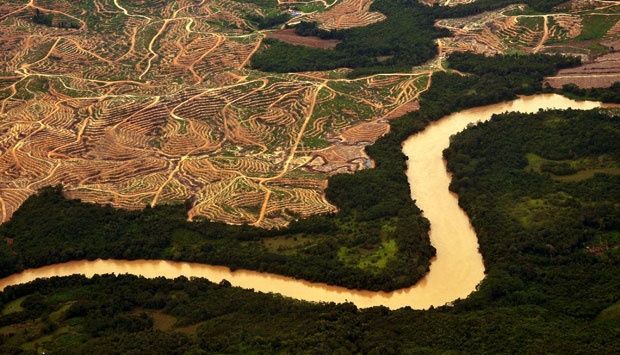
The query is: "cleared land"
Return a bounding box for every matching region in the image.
[419,0,476,7]
[266,28,340,48]
[298,0,386,30]
[438,4,619,56]
[0,0,617,228]
[0,0,428,228]
[546,49,620,88]
[545,37,620,88]
[435,2,619,88]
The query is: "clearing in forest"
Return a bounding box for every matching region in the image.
[0,0,427,228]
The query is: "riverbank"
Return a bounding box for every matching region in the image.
[1,105,618,352]
[0,94,603,309]
[0,54,594,293]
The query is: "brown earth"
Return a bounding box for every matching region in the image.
[339,121,389,144]
[266,29,340,49]
[301,0,386,30]
[438,4,617,57]
[545,44,620,88]
[383,100,420,120]
[305,145,372,174]
[0,1,431,228]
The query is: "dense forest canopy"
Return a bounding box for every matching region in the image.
[1,108,618,352]
[0,53,580,291]
[250,0,576,75]
[251,0,447,74]
[0,269,615,353]
[1,0,619,351]
[444,109,619,313]
[559,82,620,103]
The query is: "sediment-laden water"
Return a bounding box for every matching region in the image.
[0,94,602,309]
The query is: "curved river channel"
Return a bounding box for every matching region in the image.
[0,94,604,309]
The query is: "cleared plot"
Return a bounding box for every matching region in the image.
[418,0,476,7]
[545,48,620,88]
[299,0,386,30]
[0,0,426,228]
[543,13,619,89]
[438,5,619,56]
[556,0,620,13]
[266,28,340,48]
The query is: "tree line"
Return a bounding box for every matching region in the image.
[251,0,447,75]
[0,51,618,354]
[444,109,619,315]
[0,52,582,292]
[3,96,617,354]
[32,9,79,29]
[250,0,574,75]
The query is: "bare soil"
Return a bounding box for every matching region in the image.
[383,100,420,120]
[545,48,620,88]
[302,0,386,30]
[267,29,340,49]
[339,121,390,144]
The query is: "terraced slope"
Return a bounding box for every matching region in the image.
[300,0,387,29]
[0,0,429,228]
[438,3,619,56]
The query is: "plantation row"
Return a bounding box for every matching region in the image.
[0,52,587,290]
[1,80,618,354]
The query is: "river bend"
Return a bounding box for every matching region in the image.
[0,94,602,309]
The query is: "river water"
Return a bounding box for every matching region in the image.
[0,94,603,309]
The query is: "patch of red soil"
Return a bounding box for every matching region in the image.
[303,0,386,30]
[383,100,420,120]
[545,49,620,88]
[339,121,390,144]
[266,29,340,49]
[305,145,371,174]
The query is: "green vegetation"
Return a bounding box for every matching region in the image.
[17,3,578,292]
[444,108,619,313]
[291,20,334,38]
[235,0,291,29]
[251,0,575,74]
[447,52,580,93]
[251,0,447,75]
[587,42,611,56]
[301,134,328,148]
[0,185,432,291]
[247,12,291,29]
[598,301,620,321]
[516,16,543,29]
[577,15,619,40]
[291,2,328,13]
[235,0,279,8]
[253,38,346,71]
[1,24,618,350]
[1,160,618,352]
[526,152,620,182]
[2,0,617,351]
[436,0,569,18]
[503,6,546,16]
[339,239,398,269]
[0,52,582,292]
[32,9,53,26]
[1,298,24,316]
[32,9,79,29]
[559,82,620,103]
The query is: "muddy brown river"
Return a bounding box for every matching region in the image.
[0,94,603,309]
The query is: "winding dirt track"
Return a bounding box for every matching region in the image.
[0,94,603,309]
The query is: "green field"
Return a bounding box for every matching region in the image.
[577,15,619,40]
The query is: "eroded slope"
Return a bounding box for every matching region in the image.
[0,0,427,228]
